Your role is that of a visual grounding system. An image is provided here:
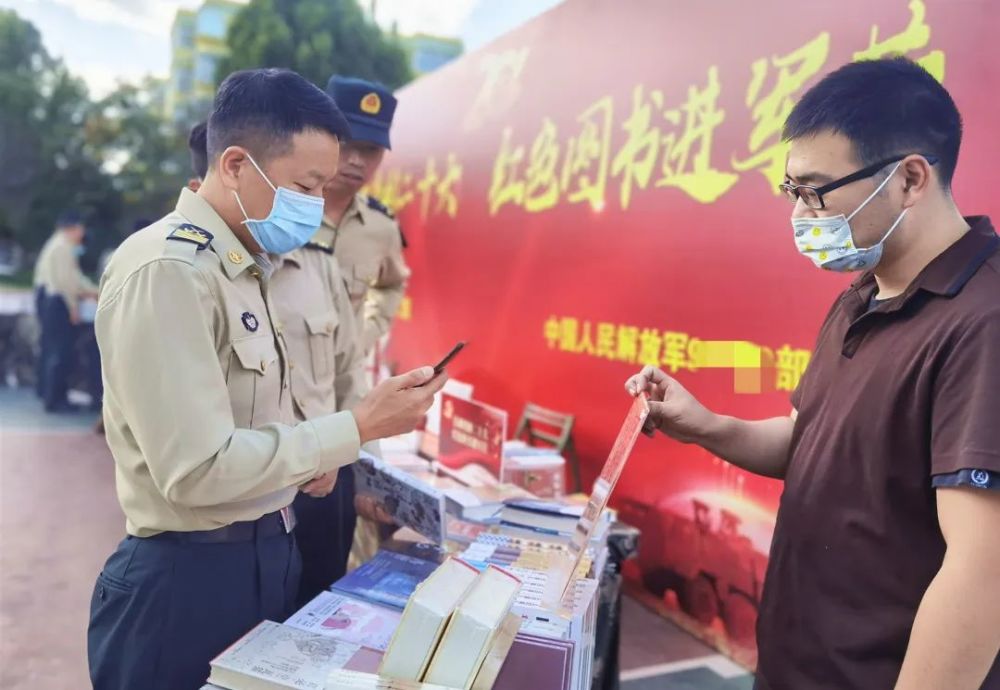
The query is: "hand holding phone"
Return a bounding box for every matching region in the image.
[432,341,466,376]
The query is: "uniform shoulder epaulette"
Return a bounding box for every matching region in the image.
[166,223,213,250]
[364,195,407,248]
[365,195,395,220]
[304,240,334,255]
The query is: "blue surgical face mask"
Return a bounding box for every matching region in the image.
[232,154,324,255]
[791,161,907,272]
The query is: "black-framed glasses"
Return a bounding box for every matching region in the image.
[779,153,939,210]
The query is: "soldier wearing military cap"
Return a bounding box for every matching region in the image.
[321,76,410,355]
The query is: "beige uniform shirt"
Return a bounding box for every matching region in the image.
[269,241,367,423]
[33,232,97,311]
[317,193,409,353]
[97,189,361,537]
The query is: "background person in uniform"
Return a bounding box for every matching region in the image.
[270,227,368,606]
[188,124,368,601]
[627,57,1000,690]
[319,76,409,355]
[320,75,413,567]
[88,68,446,690]
[32,210,98,412]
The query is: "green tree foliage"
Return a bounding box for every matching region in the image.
[217,0,412,90]
[0,10,188,258]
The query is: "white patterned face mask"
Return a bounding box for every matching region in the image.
[791,161,907,273]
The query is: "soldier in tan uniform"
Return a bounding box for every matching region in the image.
[32,211,99,411]
[320,76,415,566]
[188,121,369,604]
[320,76,409,355]
[87,69,445,690]
[269,238,370,605]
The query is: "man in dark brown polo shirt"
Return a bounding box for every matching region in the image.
[627,57,999,689]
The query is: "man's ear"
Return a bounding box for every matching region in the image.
[217,146,249,191]
[900,154,935,208]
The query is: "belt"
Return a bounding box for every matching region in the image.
[154,506,297,544]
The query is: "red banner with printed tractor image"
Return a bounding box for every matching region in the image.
[373,0,1000,666]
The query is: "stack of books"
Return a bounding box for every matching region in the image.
[205,395,649,690]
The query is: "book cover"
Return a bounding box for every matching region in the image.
[353,451,447,544]
[207,620,376,690]
[546,394,648,607]
[438,395,508,482]
[285,591,402,652]
[491,634,574,690]
[332,550,439,611]
[512,578,600,690]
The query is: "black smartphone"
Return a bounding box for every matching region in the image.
[432,341,466,375]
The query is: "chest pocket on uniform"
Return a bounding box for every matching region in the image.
[349,261,379,302]
[228,333,279,428]
[305,309,339,379]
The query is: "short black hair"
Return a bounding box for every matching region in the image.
[783,57,962,187]
[56,210,83,228]
[207,68,350,163]
[188,121,208,179]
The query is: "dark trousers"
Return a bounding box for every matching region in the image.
[40,294,74,408]
[293,464,357,608]
[78,322,103,406]
[88,530,301,690]
[34,287,46,397]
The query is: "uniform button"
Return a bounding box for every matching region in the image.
[228,250,245,265]
[260,359,267,371]
[289,362,295,370]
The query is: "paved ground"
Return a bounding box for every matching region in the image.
[0,389,119,688]
[0,386,752,689]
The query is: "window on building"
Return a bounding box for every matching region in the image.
[195,54,217,85]
[197,5,230,40]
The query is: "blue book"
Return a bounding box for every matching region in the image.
[330,549,439,610]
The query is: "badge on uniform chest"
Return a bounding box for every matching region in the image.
[241,311,259,332]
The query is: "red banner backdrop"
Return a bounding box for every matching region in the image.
[372,0,1000,665]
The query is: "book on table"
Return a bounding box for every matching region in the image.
[468,612,523,690]
[353,451,447,544]
[285,591,402,652]
[331,549,439,611]
[491,633,575,690]
[378,557,480,682]
[423,565,522,689]
[206,620,381,690]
